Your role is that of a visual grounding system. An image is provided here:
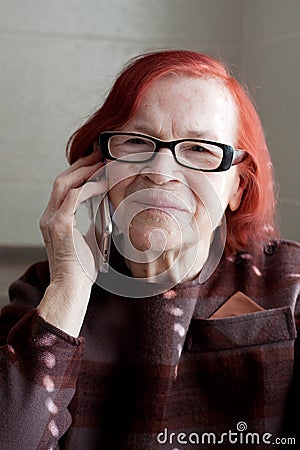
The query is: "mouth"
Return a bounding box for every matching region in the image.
[135,200,187,211]
[122,185,194,215]
[133,195,189,213]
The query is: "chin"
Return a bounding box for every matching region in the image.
[129,216,182,253]
[128,209,200,254]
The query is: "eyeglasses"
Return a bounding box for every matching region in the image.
[99,132,247,172]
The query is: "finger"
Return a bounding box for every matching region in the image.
[77,180,109,204]
[59,151,102,181]
[54,150,103,194]
[67,150,103,174]
[58,180,109,219]
[47,161,105,212]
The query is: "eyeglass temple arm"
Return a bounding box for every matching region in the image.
[232,149,248,166]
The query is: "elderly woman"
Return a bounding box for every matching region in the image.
[0,50,299,449]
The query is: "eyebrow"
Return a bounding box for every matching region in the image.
[127,123,218,141]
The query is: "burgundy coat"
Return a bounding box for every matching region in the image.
[0,240,299,449]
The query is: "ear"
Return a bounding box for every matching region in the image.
[93,141,100,152]
[228,175,244,212]
[93,141,105,162]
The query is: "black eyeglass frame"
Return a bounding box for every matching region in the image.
[99,131,247,172]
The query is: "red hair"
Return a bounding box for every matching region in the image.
[67,50,279,254]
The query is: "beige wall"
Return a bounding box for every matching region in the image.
[0,0,243,246]
[241,0,300,241]
[0,0,299,245]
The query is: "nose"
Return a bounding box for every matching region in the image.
[140,148,179,185]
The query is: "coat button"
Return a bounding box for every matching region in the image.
[264,241,277,255]
[234,252,244,264]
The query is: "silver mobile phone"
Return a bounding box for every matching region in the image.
[95,194,112,273]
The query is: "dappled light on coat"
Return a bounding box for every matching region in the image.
[46,397,58,415]
[177,343,183,358]
[43,375,55,393]
[167,305,183,317]
[174,323,185,337]
[251,265,262,277]
[163,290,177,299]
[48,419,59,437]
[40,351,56,369]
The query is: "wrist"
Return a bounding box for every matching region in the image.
[37,281,92,337]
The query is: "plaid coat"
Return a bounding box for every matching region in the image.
[0,240,299,449]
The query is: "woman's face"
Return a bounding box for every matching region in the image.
[105,75,243,254]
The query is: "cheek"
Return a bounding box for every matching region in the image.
[106,162,136,208]
[190,173,231,229]
[108,179,131,209]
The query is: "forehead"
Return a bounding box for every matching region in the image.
[130,75,238,143]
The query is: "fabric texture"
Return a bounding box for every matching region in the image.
[0,240,299,449]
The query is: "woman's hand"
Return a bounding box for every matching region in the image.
[37,152,108,336]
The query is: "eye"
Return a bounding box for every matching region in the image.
[125,138,149,145]
[190,145,208,152]
[179,143,209,153]
[122,137,154,151]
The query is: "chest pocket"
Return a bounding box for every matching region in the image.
[186,306,296,352]
[179,307,297,434]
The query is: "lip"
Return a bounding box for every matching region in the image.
[133,196,189,212]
